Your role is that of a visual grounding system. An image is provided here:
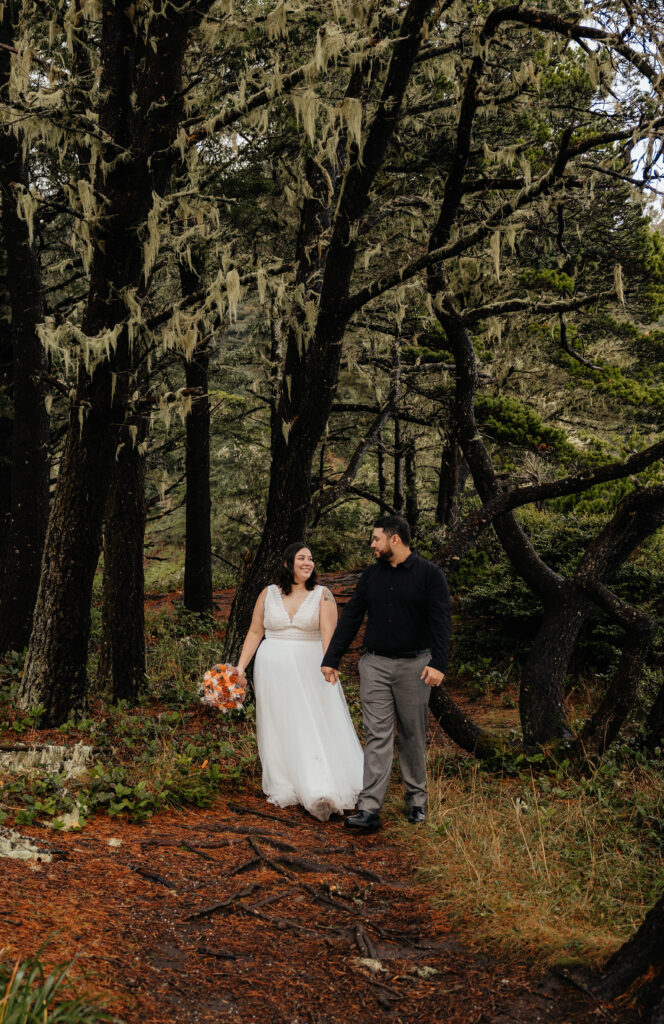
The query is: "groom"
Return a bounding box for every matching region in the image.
[322,515,450,831]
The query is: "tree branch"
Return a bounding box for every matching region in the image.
[461,290,613,325]
[312,387,398,514]
[438,438,664,572]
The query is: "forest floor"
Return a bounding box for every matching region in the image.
[1,785,631,1024]
[0,578,638,1024]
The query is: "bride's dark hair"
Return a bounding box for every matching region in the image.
[277,542,318,595]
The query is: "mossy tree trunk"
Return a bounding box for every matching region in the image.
[376,427,389,514]
[17,1,206,724]
[0,4,50,654]
[392,416,405,514]
[404,433,419,538]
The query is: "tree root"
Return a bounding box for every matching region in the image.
[183,882,260,920]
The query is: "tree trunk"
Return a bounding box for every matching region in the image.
[519,588,585,745]
[393,416,405,513]
[377,427,388,514]
[593,894,664,1023]
[0,314,11,582]
[183,345,213,614]
[578,629,653,758]
[645,668,664,751]
[223,426,319,661]
[404,434,419,536]
[18,398,114,721]
[437,435,461,526]
[98,434,146,703]
[18,1,200,723]
[179,262,213,615]
[0,9,50,653]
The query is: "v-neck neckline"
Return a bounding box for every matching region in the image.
[277,585,315,623]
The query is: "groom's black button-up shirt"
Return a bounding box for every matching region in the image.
[322,552,451,673]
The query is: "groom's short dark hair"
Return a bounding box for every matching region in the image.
[374,515,411,546]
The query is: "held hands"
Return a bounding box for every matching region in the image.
[421,665,445,688]
[321,666,339,686]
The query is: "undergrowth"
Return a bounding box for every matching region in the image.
[0,949,118,1024]
[391,744,664,968]
[0,606,258,828]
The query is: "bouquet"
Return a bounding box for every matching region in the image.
[200,664,246,711]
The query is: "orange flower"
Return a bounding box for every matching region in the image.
[200,663,246,712]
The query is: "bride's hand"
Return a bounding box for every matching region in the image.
[321,666,338,685]
[231,665,246,678]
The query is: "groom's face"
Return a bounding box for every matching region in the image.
[371,528,394,561]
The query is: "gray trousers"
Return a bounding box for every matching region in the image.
[357,651,431,813]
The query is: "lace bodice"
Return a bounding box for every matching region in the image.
[263,584,322,641]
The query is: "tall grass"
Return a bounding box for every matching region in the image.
[390,749,664,966]
[0,951,117,1024]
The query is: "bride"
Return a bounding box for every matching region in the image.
[234,543,363,821]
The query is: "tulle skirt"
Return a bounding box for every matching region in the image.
[254,637,363,821]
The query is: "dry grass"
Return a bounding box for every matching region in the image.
[387,747,664,967]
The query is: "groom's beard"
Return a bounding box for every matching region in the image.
[377,550,393,562]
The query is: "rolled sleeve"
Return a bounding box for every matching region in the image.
[321,570,370,668]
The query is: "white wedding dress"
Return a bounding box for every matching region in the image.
[254,584,363,821]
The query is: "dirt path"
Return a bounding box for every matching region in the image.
[2,783,627,1024]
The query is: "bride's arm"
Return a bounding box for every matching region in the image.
[236,588,268,676]
[319,587,338,666]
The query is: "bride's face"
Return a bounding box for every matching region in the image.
[291,548,314,585]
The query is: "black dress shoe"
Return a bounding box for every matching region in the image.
[407,806,426,824]
[344,809,381,831]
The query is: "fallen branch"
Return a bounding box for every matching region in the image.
[254,835,297,853]
[227,803,298,828]
[276,852,386,884]
[129,865,176,889]
[183,883,260,920]
[179,841,219,862]
[236,904,320,936]
[228,856,262,876]
[246,837,365,918]
[196,945,243,961]
[0,742,107,753]
[355,924,380,959]
[169,822,290,838]
[549,967,617,1022]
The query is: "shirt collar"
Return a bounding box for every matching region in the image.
[381,551,417,570]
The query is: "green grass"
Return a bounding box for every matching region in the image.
[0,950,118,1024]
